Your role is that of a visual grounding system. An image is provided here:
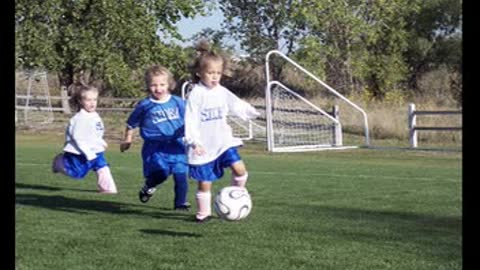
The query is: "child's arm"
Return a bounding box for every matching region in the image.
[120,127,134,152]
[226,90,260,120]
[191,143,206,156]
[120,100,144,152]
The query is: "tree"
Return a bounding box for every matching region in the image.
[403,0,462,101]
[218,0,424,98]
[294,0,422,98]
[218,0,307,80]
[15,0,205,97]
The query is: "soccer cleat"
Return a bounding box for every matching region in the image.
[139,187,156,203]
[174,202,191,211]
[195,216,212,224]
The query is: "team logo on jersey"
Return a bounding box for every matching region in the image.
[200,107,223,122]
[95,121,104,131]
[152,107,180,124]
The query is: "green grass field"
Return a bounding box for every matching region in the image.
[15,133,462,270]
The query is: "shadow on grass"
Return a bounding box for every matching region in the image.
[140,229,202,238]
[270,203,461,261]
[15,182,190,212]
[15,182,96,193]
[15,193,193,222]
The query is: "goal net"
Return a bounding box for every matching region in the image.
[265,50,370,152]
[15,70,54,127]
[266,81,344,152]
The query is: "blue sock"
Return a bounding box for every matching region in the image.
[144,171,168,190]
[173,173,188,207]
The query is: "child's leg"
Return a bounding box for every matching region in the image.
[230,161,248,188]
[59,152,90,179]
[143,170,169,189]
[139,171,168,203]
[196,181,212,220]
[52,153,66,174]
[173,173,189,209]
[96,166,118,194]
[144,173,164,189]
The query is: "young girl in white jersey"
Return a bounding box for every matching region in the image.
[185,40,260,223]
[52,83,118,194]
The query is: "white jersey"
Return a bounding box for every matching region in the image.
[185,83,259,165]
[63,109,108,161]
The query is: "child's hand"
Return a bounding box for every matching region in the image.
[193,145,206,156]
[120,142,131,152]
[247,105,260,119]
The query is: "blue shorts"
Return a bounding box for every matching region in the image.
[142,140,188,181]
[63,152,108,179]
[189,147,242,181]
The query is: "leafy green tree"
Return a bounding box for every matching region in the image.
[403,0,462,100]
[218,0,425,98]
[15,0,205,97]
[294,0,421,98]
[219,0,306,60]
[188,28,236,53]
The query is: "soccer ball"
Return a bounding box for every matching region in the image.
[214,186,252,221]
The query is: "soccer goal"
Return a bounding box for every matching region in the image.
[181,81,258,140]
[265,50,370,152]
[15,70,55,127]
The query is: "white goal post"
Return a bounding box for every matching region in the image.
[265,50,370,152]
[15,70,55,127]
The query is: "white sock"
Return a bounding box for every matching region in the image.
[231,172,248,188]
[96,166,118,194]
[195,191,211,220]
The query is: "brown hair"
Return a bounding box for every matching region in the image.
[189,39,228,83]
[69,83,99,112]
[144,65,176,91]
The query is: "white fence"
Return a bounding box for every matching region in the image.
[408,103,462,148]
[15,88,139,114]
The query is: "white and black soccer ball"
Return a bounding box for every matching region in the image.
[214,186,252,221]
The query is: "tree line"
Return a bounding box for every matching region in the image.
[15,0,462,103]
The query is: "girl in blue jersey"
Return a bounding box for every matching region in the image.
[52,83,118,194]
[120,65,190,211]
[185,40,259,222]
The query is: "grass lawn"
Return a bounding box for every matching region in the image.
[15,133,462,270]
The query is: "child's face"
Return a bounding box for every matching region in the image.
[80,90,98,113]
[149,74,170,100]
[199,59,223,89]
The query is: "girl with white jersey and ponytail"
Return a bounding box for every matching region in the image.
[185,40,260,223]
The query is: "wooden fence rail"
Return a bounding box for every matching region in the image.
[16,90,140,114]
[408,103,462,148]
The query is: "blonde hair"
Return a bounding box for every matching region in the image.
[69,83,99,112]
[144,65,176,91]
[189,39,228,83]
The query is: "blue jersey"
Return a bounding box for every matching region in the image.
[126,95,187,179]
[127,95,185,142]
